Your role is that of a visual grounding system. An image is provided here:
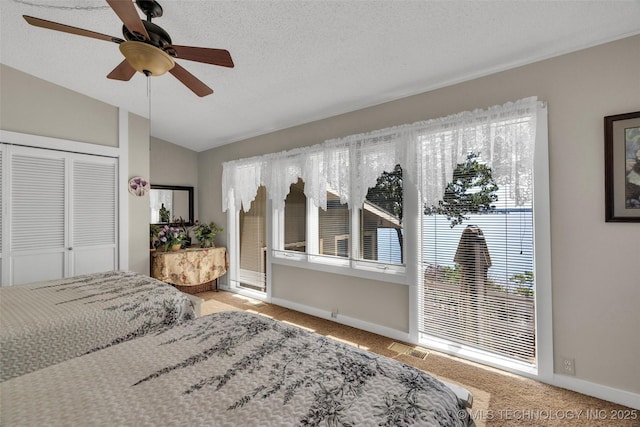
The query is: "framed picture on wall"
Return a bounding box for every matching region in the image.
[604,111,640,222]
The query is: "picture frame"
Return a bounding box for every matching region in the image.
[604,111,640,222]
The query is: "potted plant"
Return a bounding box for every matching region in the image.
[154,225,186,251]
[173,217,195,248]
[149,224,161,249]
[193,221,223,248]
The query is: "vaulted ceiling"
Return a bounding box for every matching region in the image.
[1,0,639,152]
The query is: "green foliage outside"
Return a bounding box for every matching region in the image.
[424,153,499,228]
[510,271,535,297]
[366,164,404,262]
[442,265,460,285]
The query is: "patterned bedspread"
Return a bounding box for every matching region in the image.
[0,311,473,426]
[0,271,195,382]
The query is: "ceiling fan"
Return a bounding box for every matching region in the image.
[23,0,234,97]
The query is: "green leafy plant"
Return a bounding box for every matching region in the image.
[424,153,498,227]
[193,221,223,248]
[173,216,195,247]
[365,164,404,262]
[510,271,535,297]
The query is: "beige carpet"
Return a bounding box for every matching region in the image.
[195,290,638,427]
[196,291,239,315]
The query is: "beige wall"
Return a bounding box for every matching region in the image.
[199,35,640,395]
[128,113,151,274]
[272,264,409,332]
[0,64,149,274]
[0,64,118,146]
[149,137,199,225]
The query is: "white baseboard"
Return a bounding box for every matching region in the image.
[551,373,640,410]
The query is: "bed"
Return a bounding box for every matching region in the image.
[0,270,195,382]
[0,310,474,426]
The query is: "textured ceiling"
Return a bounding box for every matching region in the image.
[1,0,639,152]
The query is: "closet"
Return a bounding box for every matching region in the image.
[0,144,118,286]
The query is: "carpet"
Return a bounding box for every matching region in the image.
[196,290,639,427]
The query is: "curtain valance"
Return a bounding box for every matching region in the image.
[222,96,538,212]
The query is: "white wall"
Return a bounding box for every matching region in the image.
[199,35,640,398]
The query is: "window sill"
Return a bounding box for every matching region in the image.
[272,250,406,285]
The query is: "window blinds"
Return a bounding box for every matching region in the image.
[418,108,538,364]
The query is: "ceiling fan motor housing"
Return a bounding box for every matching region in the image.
[136,0,163,19]
[122,21,172,51]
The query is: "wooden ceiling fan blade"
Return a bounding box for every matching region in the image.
[169,63,213,97]
[107,60,137,81]
[23,16,123,43]
[170,45,234,68]
[106,0,149,41]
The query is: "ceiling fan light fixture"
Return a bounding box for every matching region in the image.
[119,41,174,76]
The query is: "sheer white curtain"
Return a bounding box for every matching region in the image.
[411,97,537,209]
[222,96,538,213]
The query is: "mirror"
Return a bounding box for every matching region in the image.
[150,185,194,225]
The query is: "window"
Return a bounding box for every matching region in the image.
[238,186,267,292]
[417,106,538,368]
[223,98,542,370]
[284,179,306,252]
[360,164,403,264]
[319,194,350,258]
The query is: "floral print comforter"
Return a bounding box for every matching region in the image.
[0,311,473,426]
[0,271,195,381]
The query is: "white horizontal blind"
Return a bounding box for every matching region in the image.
[11,154,65,251]
[319,192,350,258]
[419,112,537,365]
[72,159,117,247]
[421,191,535,363]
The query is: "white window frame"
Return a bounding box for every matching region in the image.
[408,103,551,379]
[272,187,406,283]
[225,98,550,380]
[226,193,272,301]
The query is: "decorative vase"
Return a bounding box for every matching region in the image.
[170,243,182,251]
[201,239,214,248]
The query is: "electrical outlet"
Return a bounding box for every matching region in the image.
[562,357,575,376]
[331,308,338,318]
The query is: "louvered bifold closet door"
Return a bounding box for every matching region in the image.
[70,155,118,276]
[9,147,67,285]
